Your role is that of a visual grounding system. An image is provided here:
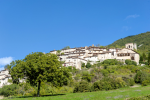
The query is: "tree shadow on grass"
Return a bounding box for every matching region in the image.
[41,94,66,97]
[9,94,66,99]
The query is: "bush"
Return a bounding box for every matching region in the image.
[86,62,92,68]
[122,77,135,86]
[81,63,86,68]
[92,81,102,91]
[134,71,142,83]
[17,83,36,96]
[115,77,126,88]
[101,69,109,77]
[58,86,74,93]
[92,77,126,92]
[74,74,81,81]
[101,59,123,65]
[134,71,150,84]
[82,71,92,82]
[73,81,90,93]
[0,84,19,97]
[129,78,135,86]
[142,80,149,86]
[125,59,137,66]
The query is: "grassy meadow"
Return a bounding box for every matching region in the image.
[3,85,150,100]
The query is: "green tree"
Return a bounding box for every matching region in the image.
[56,50,61,55]
[148,52,150,65]
[62,46,70,49]
[4,64,9,70]
[86,62,91,68]
[81,63,86,68]
[125,59,137,66]
[8,52,71,97]
[143,53,147,62]
[140,55,143,62]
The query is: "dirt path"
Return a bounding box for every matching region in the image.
[0,96,4,99]
[130,85,140,88]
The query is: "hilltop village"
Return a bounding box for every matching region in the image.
[0,43,139,88]
[50,43,140,69]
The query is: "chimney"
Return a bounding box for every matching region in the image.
[92,44,94,47]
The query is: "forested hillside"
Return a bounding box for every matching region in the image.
[108,31,150,55]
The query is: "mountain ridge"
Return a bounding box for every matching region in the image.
[107,31,150,55]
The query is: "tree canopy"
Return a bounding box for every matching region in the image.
[108,32,150,55]
[8,52,72,97]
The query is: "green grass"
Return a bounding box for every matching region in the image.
[3,85,150,100]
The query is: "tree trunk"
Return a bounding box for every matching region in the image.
[37,80,41,97]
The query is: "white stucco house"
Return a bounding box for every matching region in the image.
[50,43,140,69]
[0,69,12,88]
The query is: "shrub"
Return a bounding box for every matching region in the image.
[134,71,142,83]
[74,74,81,81]
[0,84,19,97]
[142,80,149,86]
[17,83,37,96]
[134,71,150,83]
[81,63,86,68]
[8,79,13,83]
[92,77,126,92]
[73,81,90,93]
[125,59,137,66]
[101,69,109,77]
[122,77,135,86]
[101,59,123,65]
[129,78,135,86]
[86,62,92,68]
[115,77,126,88]
[92,81,102,91]
[82,71,92,82]
[58,86,74,93]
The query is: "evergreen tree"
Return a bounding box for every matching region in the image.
[140,55,143,62]
[143,53,147,62]
[86,62,91,68]
[148,52,150,65]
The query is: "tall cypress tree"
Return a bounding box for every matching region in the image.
[148,52,150,65]
[140,55,143,62]
[143,53,146,62]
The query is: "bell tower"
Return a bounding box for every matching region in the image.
[125,43,137,50]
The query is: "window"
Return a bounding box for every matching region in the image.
[131,56,134,60]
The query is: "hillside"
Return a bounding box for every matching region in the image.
[108,31,150,55]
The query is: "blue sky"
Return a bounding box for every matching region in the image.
[0,0,149,70]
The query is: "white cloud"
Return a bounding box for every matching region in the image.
[0,57,13,66]
[125,14,140,19]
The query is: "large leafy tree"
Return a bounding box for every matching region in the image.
[8,52,71,97]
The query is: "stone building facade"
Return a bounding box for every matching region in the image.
[50,43,140,69]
